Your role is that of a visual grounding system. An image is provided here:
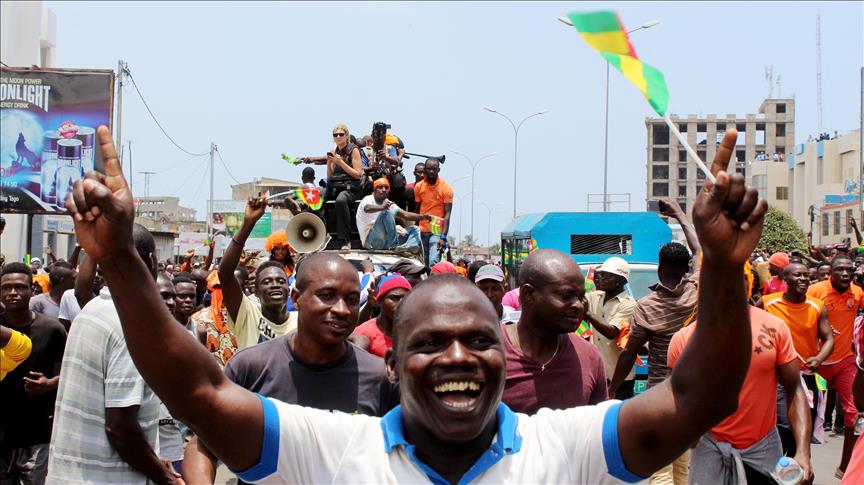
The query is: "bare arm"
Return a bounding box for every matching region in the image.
[396,209,431,223]
[609,333,647,395]
[203,241,215,271]
[347,333,372,352]
[218,198,266,322]
[442,203,453,234]
[327,148,363,179]
[181,434,217,484]
[74,254,98,308]
[584,305,623,340]
[805,306,834,370]
[69,245,82,268]
[616,129,768,476]
[851,218,863,246]
[67,126,264,472]
[779,361,813,483]
[660,197,701,268]
[105,406,179,484]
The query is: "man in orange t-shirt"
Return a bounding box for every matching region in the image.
[807,255,864,476]
[413,158,453,267]
[759,262,834,450]
[668,305,811,483]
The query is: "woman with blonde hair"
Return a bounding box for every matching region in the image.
[326,123,363,251]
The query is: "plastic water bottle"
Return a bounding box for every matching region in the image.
[855,416,864,436]
[773,456,803,485]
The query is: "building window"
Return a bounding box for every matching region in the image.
[696,169,706,181]
[834,211,841,235]
[652,165,669,179]
[736,149,746,163]
[652,148,670,162]
[776,124,786,137]
[652,125,670,145]
[678,166,687,179]
[776,187,788,200]
[823,213,829,237]
[847,209,854,233]
[776,104,786,114]
[678,184,687,197]
[817,156,824,184]
[652,183,669,197]
[678,124,688,133]
[677,201,687,214]
[678,149,687,162]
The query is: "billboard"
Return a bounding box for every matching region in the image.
[1,67,115,214]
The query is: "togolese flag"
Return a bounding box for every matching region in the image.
[429,216,445,236]
[296,188,323,211]
[566,11,669,116]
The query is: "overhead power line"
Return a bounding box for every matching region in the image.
[125,69,210,157]
[215,148,241,184]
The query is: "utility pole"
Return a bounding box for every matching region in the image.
[116,60,126,168]
[140,171,156,197]
[207,143,215,235]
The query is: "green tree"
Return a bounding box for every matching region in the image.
[460,234,477,247]
[757,206,808,254]
[489,243,501,255]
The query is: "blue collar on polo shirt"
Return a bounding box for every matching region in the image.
[380,403,522,485]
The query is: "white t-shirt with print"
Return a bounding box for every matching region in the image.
[356,195,401,245]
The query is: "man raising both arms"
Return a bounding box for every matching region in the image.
[218,197,297,349]
[68,126,768,484]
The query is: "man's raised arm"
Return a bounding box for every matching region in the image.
[218,197,266,321]
[66,126,263,472]
[615,128,767,476]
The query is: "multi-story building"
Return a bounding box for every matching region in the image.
[231,177,303,231]
[789,130,861,246]
[134,196,206,234]
[0,2,61,263]
[645,98,795,215]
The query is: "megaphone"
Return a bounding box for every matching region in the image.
[286,212,329,253]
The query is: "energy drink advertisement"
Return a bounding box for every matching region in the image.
[0,67,114,213]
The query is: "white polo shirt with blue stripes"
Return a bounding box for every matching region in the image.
[233,395,646,484]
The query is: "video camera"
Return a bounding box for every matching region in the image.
[371,121,391,154]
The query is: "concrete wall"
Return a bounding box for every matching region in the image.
[0,1,66,263]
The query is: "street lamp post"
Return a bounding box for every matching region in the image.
[450,150,498,243]
[483,107,550,218]
[455,191,474,245]
[558,17,659,211]
[480,202,503,247]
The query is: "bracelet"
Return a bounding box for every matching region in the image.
[230,237,243,247]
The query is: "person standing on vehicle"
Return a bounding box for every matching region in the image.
[326,124,364,252]
[413,158,453,268]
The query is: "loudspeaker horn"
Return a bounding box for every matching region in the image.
[286,212,329,253]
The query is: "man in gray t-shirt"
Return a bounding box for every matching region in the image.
[181,253,398,483]
[29,262,76,321]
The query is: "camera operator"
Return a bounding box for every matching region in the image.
[326,124,363,251]
[368,122,411,210]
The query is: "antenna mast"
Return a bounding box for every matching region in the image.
[816,15,823,133]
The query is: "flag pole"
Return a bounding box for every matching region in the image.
[663,113,716,183]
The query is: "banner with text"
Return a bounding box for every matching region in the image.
[1,67,115,213]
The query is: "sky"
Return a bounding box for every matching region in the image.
[43,1,864,245]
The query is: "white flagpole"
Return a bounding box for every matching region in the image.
[663,113,716,184]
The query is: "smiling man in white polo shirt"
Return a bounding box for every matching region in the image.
[66,125,767,484]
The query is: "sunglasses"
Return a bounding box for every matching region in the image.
[333,132,347,137]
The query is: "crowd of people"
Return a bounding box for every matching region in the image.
[2,125,864,485]
[282,122,453,267]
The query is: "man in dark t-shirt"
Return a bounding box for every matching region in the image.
[501,250,607,414]
[182,253,397,483]
[0,263,67,483]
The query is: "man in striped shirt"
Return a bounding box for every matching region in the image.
[47,225,181,484]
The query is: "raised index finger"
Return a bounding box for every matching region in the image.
[96,125,121,177]
[710,128,738,177]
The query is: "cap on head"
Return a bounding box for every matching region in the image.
[31,257,42,264]
[474,264,504,283]
[597,256,630,282]
[373,178,390,189]
[377,274,412,298]
[769,252,790,270]
[389,258,429,276]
